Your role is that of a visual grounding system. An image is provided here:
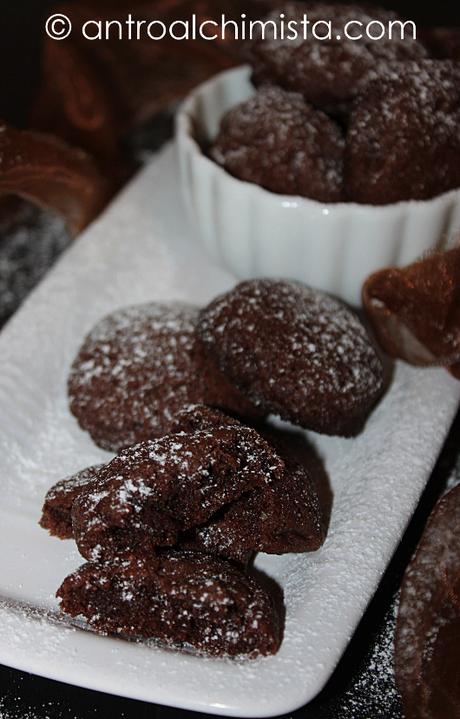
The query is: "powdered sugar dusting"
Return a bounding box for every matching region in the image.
[346,60,460,203]
[68,302,261,452]
[248,2,426,109]
[44,465,103,502]
[211,85,344,202]
[0,202,70,328]
[72,426,285,562]
[324,595,401,718]
[57,552,280,658]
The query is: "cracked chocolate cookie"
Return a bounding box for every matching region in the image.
[57,550,282,657]
[72,424,285,561]
[170,405,328,557]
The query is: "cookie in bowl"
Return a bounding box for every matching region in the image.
[57,551,282,658]
[246,2,427,114]
[176,65,460,305]
[346,60,460,204]
[210,85,345,202]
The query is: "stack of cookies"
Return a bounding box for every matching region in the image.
[40,279,384,657]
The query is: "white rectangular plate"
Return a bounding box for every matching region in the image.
[0,144,458,718]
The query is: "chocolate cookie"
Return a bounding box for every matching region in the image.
[189,476,314,560]
[395,484,460,719]
[170,405,328,557]
[40,465,103,539]
[210,86,345,202]
[194,437,326,557]
[41,406,319,564]
[39,406,240,547]
[68,303,264,452]
[246,2,426,113]
[345,60,460,204]
[198,280,384,436]
[72,425,285,561]
[39,453,252,566]
[57,551,281,657]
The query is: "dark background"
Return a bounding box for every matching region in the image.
[1,0,460,125]
[0,2,459,718]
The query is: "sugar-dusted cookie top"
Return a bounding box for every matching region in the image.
[247,2,427,113]
[72,425,285,561]
[211,86,345,202]
[68,302,264,452]
[198,279,383,436]
[346,60,460,204]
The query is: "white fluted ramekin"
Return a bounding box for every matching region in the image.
[176,65,460,306]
